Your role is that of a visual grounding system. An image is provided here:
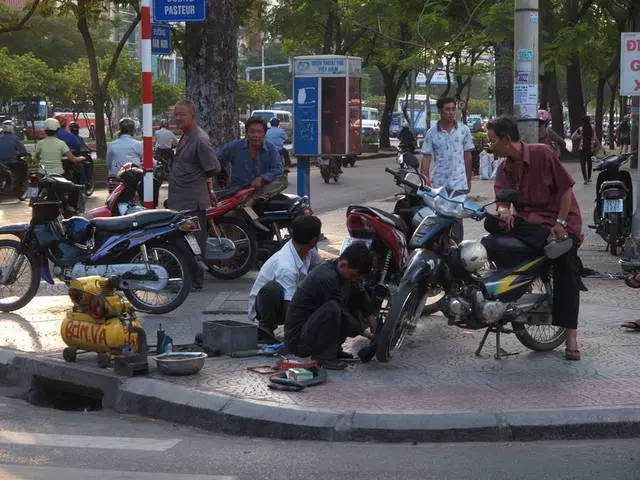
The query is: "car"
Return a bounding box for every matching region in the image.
[362,120,380,141]
[239,121,246,137]
[251,109,293,138]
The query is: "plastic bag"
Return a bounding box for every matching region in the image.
[479,150,492,180]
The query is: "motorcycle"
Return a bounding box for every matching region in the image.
[590,151,635,256]
[24,167,86,218]
[0,153,28,200]
[374,170,568,362]
[0,193,199,314]
[63,149,95,197]
[318,157,343,183]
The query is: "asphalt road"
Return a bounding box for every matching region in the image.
[0,390,637,480]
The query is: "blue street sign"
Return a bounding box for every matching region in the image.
[151,24,172,55]
[153,0,206,22]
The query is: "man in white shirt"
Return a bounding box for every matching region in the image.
[248,215,323,343]
[265,117,290,167]
[106,118,143,176]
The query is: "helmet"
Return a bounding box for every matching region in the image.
[44,118,61,131]
[69,122,80,135]
[537,109,551,123]
[159,118,169,128]
[269,117,280,127]
[1,121,14,134]
[458,240,488,273]
[65,217,93,244]
[411,206,435,228]
[119,117,136,135]
[55,115,67,128]
[117,162,144,187]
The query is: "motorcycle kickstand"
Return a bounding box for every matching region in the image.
[475,327,492,357]
[494,323,519,360]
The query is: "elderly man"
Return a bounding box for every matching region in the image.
[485,115,583,361]
[167,100,220,291]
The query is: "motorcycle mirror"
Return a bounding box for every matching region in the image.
[495,189,517,203]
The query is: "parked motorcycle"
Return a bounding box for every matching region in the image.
[0,153,28,200]
[374,171,567,362]
[590,151,635,255]
[0,196,199,314]
[318,157,342,183]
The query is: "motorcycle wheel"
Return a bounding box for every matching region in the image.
[513,278,567,351]
[321,169,330,184]
[205,216,258,280]
[609,213,619,256]
[376,282,425,363]
[123,243,192,314]
[0,239,40,312]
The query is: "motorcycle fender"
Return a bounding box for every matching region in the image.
[0,223,28,238]
[90,224,176,262]
[402,248,443,285]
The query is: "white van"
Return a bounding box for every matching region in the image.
[250,109,293,138]
[362,107,379,122]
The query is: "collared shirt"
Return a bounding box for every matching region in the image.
[155,127,178,149]
[420,121,475,190]
[106,134,143,176]
[216,138,282,188]
[247,240,324,322]
[57,128,81,152]
[168,126,220,211]
[494,142,583,238]
[0,133,26,164]
[265,126,288,151]
[35,136,69,174]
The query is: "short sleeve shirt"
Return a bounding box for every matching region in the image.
[36,137,69,175]
[168,126,220,210]
[420,121,475,190]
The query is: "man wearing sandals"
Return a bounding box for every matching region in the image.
[485,116,583,361]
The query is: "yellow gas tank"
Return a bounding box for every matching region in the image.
[67,276,134,319]
[60,312,144,354]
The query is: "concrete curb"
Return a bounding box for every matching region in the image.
[4,348,640,442]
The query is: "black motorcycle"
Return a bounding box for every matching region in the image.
[29,170,86,218]
[318,157,343,183]
[0,153,29,200]
[590,151,636,255]
[63,148,94,197]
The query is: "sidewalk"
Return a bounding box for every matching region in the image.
[2,162,640,442]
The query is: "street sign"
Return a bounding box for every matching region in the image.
[151,24,172,55]
[621,32,640,96]
[152,0,206,22]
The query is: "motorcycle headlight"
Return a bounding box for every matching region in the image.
[433,196,465,217]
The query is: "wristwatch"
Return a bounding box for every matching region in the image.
[556,218,567,226]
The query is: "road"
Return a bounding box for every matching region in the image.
[0,390,636,480]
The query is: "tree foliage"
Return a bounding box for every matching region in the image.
[237,78,282,109]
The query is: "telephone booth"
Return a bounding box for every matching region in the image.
[293,55,363,202]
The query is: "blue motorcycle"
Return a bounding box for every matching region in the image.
[0,175,200,314]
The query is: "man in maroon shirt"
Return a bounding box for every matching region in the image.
[485,116,583,361]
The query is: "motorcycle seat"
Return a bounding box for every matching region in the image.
[347,205,409,234]
[39,175,83,193]
[259,193,304,213]
[481,234,535,255]
[90,209,180,233]
[599,180,628,193]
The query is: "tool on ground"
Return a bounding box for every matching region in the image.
[61,276,148,375]
[156,324,174,354]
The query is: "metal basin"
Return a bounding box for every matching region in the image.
[153,352,207,376]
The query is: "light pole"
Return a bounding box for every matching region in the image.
[513,0,539,143]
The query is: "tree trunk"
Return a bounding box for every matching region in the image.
[594,77,606,143]
[379,67,409,149]
[494,39,513,115]
[608,80,617,149]
[185,0,238,147]
[566,53,585,149]
[539,71,549,110]
[546,66,563,137]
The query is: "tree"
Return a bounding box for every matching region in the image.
[0,1,41,35]
[240,41,292,99]
[237,79,282,110]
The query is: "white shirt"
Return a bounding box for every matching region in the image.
[106,134,143,176]
[155,127,178,149]
[247,240,323,322]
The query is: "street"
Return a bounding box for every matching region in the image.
[0,391,638,480]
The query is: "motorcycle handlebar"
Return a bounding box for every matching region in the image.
[385,167,420,191]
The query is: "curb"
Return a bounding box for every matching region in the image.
[4,349,640,442]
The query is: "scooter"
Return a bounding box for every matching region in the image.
[318,157,343,183]
[24,166,86,218]
[0,153,28,200]
[590,151,636,256]
[64,149,94,197]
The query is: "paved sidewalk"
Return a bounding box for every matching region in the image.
[2,161,640,442]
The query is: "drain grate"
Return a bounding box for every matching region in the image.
[28,376,103,412]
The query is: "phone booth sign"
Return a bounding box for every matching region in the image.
[293,55,363,201]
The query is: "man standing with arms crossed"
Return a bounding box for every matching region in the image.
[420,97,475,241]
[167,100,220,291]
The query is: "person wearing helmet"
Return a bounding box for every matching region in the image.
[55,115,81,152]
[0,121,28,186]
[34,118,84,174]
[68,122,90,152]
[154,118,178,168]
[106,118,143,176]
[265,117,291,167]
[537,109,565,156]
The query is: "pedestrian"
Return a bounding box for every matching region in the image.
[571,115,599,184]
[216,116,286,206]
[89,123,95,140]
[167,99,220,291]
[486,115,583,361]
[419,97,475,241]
[248,215,324,343]
[617,115,631,154]
[284,242,376,370]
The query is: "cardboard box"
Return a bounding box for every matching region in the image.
[286,368,313,382]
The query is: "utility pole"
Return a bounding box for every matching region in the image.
[260,32,265,84]
[513,0,539,143]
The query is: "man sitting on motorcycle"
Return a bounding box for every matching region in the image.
[248,215,324,343]
[485,115,583,361]
[265,117,290,168]
[284,242,376,370]
[55,116,81,152]
[0,122,27,184]
[35,118,84,175]
[66,122,92,186]
[154,118,178,168]
[216,116,286,205]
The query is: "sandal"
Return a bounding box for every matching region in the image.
[622,321,640,330]
[565,349,581,361]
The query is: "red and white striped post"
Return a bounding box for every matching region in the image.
[141,0,154,208]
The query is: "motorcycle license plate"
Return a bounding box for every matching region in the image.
[318,157,331,166]
[26,186,38,199]
[185,233,201,255]
[603,199,624,213]
[339,237,372,254]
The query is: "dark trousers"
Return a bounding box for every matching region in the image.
[289,300,364,360]
[484,216,580,330]
[580,150,593,182]
[256,281,285,332]
[185,209,207,288]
